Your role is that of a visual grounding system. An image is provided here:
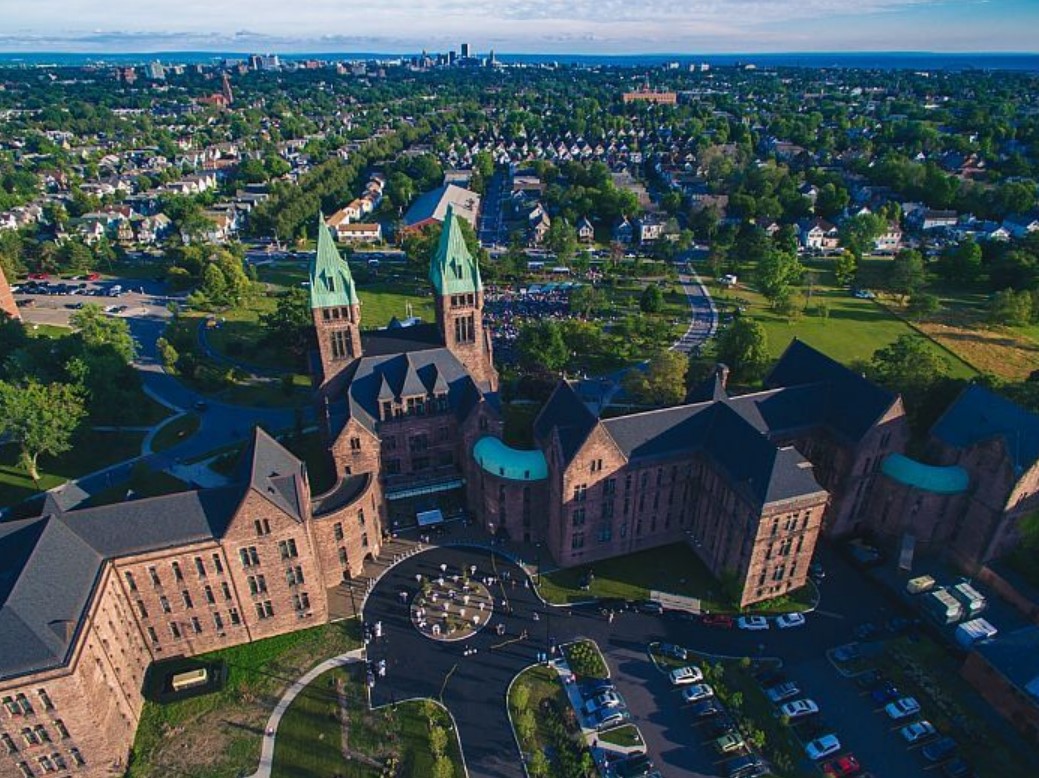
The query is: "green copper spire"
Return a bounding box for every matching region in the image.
[429,205,482,296]
[310,215,359,309]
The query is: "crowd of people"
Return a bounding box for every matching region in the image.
[483,283,576,364]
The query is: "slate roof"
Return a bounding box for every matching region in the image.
[534,381,599,463]
[330,347,490,436]
[0,428,305,682]
[602,401,824,508]
[974,626,1039,699]
[360,323,443,357]
[764,338,898,443]
[931,383,1039,476]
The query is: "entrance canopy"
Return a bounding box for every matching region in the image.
[417,509,444,527]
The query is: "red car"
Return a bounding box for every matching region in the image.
[86,272,101,281]
[701,614,735,628]
[822,755,861,777]
[28,272,49,280]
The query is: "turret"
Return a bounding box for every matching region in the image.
[311,215,362,384]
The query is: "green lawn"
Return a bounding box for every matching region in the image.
[599,724,643,749]
[271,668,354,778]
[0,430,145,509]
[151,413,201,453]
[508,665,569,757]
[129,622,360,778]
[538,542,813,614]
[357,281,436,329]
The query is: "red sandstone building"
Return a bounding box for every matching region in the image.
[0,266,19,321]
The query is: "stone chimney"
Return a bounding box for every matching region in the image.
[715,363,730,389]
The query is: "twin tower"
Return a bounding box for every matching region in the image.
[309,205,498,391]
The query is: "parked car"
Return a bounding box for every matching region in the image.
[595,709,630,731]
[690,699,724,718]
[780,698,819,719]
[766,681,800,702]
[714,732,746,754]
[724,754,765,778]
[702,614,735,628]
[634,599,664,615]
[681,684,714,703]
[805,734,842,760]
[822,754,861,777]
[810,561,826,580]
[941,758,973,778]
[707,714,740,738]
[583,690,623,714]
[854,669,887,690]
[738,616,770,631]
[614,753,654,778]
[885,696,921,720]
[923,737,958,763]
[579,679,615,699]
[870,683,901,705]
[900,720,937,744]
[669,666,704,686]
[776,613,806,629]
[28,272,49,280]
[660,643,688,661]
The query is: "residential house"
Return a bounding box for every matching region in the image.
[1004,213,1039,240]
[799,217,840,252]
[334,222,382,243]
[576,216,595,243]
[612,217,634,245]
[874,223,903,254]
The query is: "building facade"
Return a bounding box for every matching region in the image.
[0,266,18,321]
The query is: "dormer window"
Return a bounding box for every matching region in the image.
[326,275,336,293]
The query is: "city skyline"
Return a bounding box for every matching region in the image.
[0,0,1037,54]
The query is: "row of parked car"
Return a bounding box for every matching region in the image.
[574,678,661,778]
[663,657,769,778]
[850,668,972,777]
[757,666,870,778]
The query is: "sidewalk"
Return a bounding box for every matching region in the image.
[246,648,366,778]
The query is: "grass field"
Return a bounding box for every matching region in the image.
[539,542,813,614]
[508,665,569,758]
[0,430,145,508]
[128,622,360,778]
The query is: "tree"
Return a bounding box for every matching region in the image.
[716,319,771,383]
[69,304,135,363]
[546,218,579,265]
[988,288,1033,326]
[754,250,803,309]
[888,249,927,302]
[639,284,664,314]
[516,321,568,372]
[870,335,948,396]
[260,288,315,366]
[906,293,941,321]
[937,238,983,285]
[833,251,858,287]
[528,750,550,778]
[838,212,886,260]
[0,380,87,482]
[989,250,1038,291]
[622,351,688,406]
[570,285,606,318]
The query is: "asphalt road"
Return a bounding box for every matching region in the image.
[363,542,933,778]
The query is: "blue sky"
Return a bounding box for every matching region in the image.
[0,0,1036,53]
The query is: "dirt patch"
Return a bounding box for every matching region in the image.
[916,321,1039,380]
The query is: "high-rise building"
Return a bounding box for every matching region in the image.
[460,42,471,59]
[146,61,165,80]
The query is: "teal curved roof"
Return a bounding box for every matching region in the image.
[881,453,969,495]
[473,437,547,482]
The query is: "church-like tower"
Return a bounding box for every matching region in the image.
[429,206,498,390]
[310,216,362,385]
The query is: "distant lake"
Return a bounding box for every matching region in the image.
[0,50,1036,72]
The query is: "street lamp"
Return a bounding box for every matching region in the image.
[535,542,542,587]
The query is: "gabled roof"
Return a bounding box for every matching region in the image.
[0,428,305,682]
[765,338,898,443]
[534,381,599,464]
[429,205,482,296]
[310,214,359,309]
[931,383,1039,476]
[403,183,481,228]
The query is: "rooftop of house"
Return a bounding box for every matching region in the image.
[0,429,304,682]
[402,183,481,228]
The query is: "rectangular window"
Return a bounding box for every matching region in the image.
[571,508,586,527]
[194,556,206,577]
[2,732,17,754]
[349,437,361,451]
[571,533,585,550]
[171,561,183,582]
[191,617,202,635]
[36,691,52,712]
[147,626,159,644]
[182,590,194,609]
[169,622,182,639]
[159,596,171,614]
[52,721,68,740]
[256,601,274,620]
[33,725,50,744]
[338,547,349,566]
[70,747,85,766]
[136,600,149,619]
[204,585,215,605]
[330,329,353,360]
[3,697,19,716]
[278,539,299,560]
[358,509,365,527]
[124,571,138,592]
[17,762,33,778]
[254,519,271,537]
[333,523,344,541]
[148,566,161,587]
[214,612,224,631]
[573,484,588,502]
[603,478,616,496]
[212,554,224,574]
[240,547,260,568]
[222,582,232,601]
[229,608,241,626]
[21,728,38,747]
[52,753,66,771]
[286,565,305,586]
[37,754,54,773]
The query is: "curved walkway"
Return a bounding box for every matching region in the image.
[246,648,366,778]
[671,261,718,354]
